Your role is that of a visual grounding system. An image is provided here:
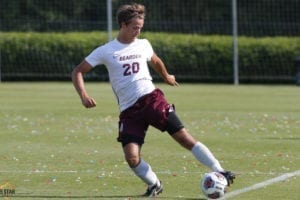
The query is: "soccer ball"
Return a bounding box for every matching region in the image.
[201,172,228,199]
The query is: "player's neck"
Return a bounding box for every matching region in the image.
[117,33,136,44]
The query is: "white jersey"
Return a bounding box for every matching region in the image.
[85,38,156,112]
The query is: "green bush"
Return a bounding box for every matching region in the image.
[144,33,300,83]
[0,32,299,83]
[0,32,108,80]
[238,37,300,82]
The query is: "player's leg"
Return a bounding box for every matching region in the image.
[122,141,162,196]
[166,112,235,185]
[170,127,224,172]
[118,91,163,196]
[166,111,225,172]
[122,141,141,168]
[144,90,226,173]
[118,117,160,189]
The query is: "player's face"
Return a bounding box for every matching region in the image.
[124,17,144,39]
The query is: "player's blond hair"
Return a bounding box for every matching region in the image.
[116,3,145,27]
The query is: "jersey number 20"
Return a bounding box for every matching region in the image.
[123,62,140,76]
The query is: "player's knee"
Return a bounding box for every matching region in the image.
[125,155,140,168]
[172,129,197,150]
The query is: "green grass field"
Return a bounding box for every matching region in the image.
[0,82,299,200]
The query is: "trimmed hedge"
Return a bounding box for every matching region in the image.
[1,32,299,83]
[0,32,108,80]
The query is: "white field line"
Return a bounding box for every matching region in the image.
[220,170,300,199]
[0,170,78,173]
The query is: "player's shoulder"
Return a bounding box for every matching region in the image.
[136,38,152,48]
[95,39,118,53]
[88,40,116,59]
[102,39,116,48]
[136,38,150,43]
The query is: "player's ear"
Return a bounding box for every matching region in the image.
[120,22,127,28]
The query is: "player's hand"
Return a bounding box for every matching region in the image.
[81,96,97,108]
[165,74,179,86]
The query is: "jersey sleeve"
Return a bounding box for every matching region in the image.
[85,46,104,67]
[143,39,154,61]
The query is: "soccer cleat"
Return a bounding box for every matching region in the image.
[143,180,163,197]
[220,171,235,186]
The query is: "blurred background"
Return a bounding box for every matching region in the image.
[0,0,299,84]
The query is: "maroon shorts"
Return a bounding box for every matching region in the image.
[117,88,172,146]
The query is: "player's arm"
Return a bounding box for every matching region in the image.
[149,53,179,86]
[71,60,97,108]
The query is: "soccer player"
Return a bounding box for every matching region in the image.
[72,3,235,197]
